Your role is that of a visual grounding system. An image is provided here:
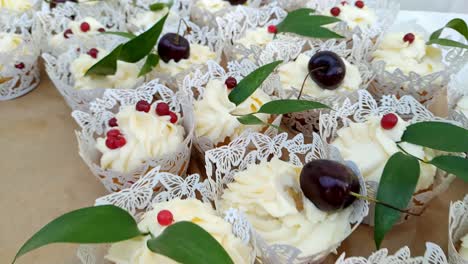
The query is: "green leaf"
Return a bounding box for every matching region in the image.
[228,60,282,105]
[401,121,468,152]
[257,99,330,114]
[374,152,420,249]
[429,155,468,182]
[149,2,166,11]
[13,205,141,263]
[118,14,168,63]
[147,221,233,264]
[428,18,468,49]
[276,8,343,39]
[139,53,160,77]
[102,31,136,39]
[85,44,123,76]
[237,114,265,126]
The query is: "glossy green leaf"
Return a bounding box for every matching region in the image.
[139,53,160,77]
[374,152,420,249]
[228,60,282,105]
[257,99,330,114]
[118,14,168,63]
[13,205,142,263]
[237,114,265,125]
[147,221,233,264]
[429,155,468,182]
[276,8,343,39]
[401,121,468,152]
[428,18,468,49]
[102,31,136,39]
[149,3,166,11]
[85,44,123,76]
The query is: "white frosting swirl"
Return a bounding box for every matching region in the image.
[195,0,229,12]
[129,8,180,32]
[278,53,362,98]
[70,48,141,90]
[156,44,217,76]
[236,27,274,48]
[327,4,377,30]
[372,32,445,76]
[95,103,185,173]
[460,233,468,260]
[50,17,105,47]
[0,0,33,11]
[221,158,353,256]
[456,96,468,118]
[106,199,253,264]
[0,33,22,53]
[194,79,272,145]
[331,115,437,191]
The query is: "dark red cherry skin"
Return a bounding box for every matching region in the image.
[300,159,360,212]
[308,51,346,90]
[224,0,247,5]
[157,33,190,63]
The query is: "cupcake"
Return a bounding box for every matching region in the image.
[49,17,108,49]
[105,198,254,264]
[205,132,368,263]
[325,1,377,31]
[72,80,194,192]
[320,90,456,222]
[448,195,468,264]
[191,0,262,28]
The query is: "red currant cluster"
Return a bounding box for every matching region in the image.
[63,22,106,39]
[105,129,126,149]
[330,1,365,17]
[136,100,179,124]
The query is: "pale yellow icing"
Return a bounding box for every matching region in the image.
[156,44,217,76]
[327,4,377,30]
[236,27,274,48]
[50,17,105,47]
[0,0,33,11]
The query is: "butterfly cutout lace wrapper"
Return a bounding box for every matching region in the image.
[204,131,369,264]
[0,11,41,101]
[319,89,460,226]
[180,59,284,155]
[336,242,448,264]
[448,195,468,264]
[74,165,255,264]
[71,79,195,193]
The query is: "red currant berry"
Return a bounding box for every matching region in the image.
[341,1,348,5]
[136,100,151,113]
[169,112,178,124]
[63,28,73,39]
[106,129,121,138]
[108,117,118,127]
[15,62,25,70]
[267,25,277,34]
[225,77,237,89]
[114,135,126,148]
[87,48,99,59]
[98,28,106,33]
[105,137,118,149]
[80,22,91,32]
[330,7,341,16]
[355,0,364,8]
[380,113,398,130]
[156,102,170,116]
[403,33,415,44]
[157,210,174,226]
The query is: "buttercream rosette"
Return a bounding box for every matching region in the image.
[368,22,468,107]
[71,80,195,193]
[73,166,256,264]
[204,131,368,264]
[180,59,283,155]
[449,195,468,264]
[36,1,126,55]
[319,89,460,225]
[0,14,40,101]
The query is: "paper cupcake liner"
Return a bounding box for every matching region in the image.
[319,89,458,226]
[448,195,468,264]
[336,242,447,264]
[447,66,468,129]
[180,59,284,156]
[36,1,126,55]
[71,80,195,193]
[368,21,468,107]
[204,132,369,264]
[42,35,144,111]
[0,13,41,101]
[74,165,256,264]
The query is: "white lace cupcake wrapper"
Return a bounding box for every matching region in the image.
[447,67,468,129]
[448,195,468,264]
[204,131,369,264]
[71,80,195,193]
[319,89,459,226]
[73,165,255,264]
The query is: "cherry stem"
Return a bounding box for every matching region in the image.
[297,67,326,100]
[349,191,422,217]
[175,19,190,45]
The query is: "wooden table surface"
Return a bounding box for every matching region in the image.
[1,71,467,264]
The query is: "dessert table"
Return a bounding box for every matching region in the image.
[1,10,468,264]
